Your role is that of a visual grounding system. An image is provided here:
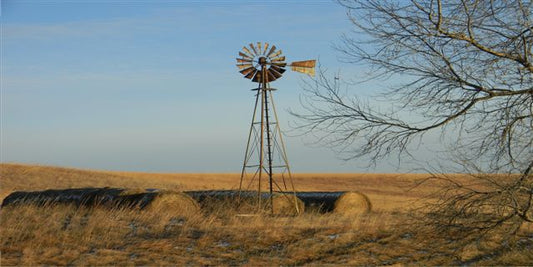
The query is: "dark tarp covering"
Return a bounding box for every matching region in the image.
[184,190,345,212]
[294,191,346,212]
[1,188,158,209]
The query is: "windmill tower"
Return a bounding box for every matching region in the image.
[236,42,315,213]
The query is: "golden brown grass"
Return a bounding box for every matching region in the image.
[1,163,532,265]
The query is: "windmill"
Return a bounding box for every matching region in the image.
[236,42,316,213]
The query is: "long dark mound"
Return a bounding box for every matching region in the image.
[185,190,258,203]
[184,190,346,213]
[184,190,305,215]
[1,188,158,209]
[294,191,346,212]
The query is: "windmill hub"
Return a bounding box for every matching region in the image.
[258,56,267,66]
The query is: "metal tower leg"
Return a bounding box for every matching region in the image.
[238,61,300,214]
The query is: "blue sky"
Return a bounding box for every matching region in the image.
[1,0,437,172]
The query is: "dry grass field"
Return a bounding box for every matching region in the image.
[1,163,532,265]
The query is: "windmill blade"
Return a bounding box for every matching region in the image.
[291,66,315,76]
[271,62,287,68]
[263,43,269,54]
[269,49,282,59]
[249,43,259,55]
[290,60,316,68]
[266,45,277,56]
[239,52,252,59]
[271,56,286,62]
[252,71,262,83]
[245,69,258,80]
[236,58,253,64]
[257,42,262,54]
[269,64,286,74]
[267,70,277,82]
[237,63,253,70]
[268,68,283,79]
[240,66,256,76]
[242,46,253,57]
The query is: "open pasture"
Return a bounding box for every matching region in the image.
[1,163,531,265]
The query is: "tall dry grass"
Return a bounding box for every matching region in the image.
[3,199,531,265]
[0,198,407,266]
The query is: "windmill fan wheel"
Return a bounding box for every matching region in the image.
[236,42,287,83]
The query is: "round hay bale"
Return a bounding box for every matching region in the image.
[333,191,371,216]
[145,191,200,216]
[271,194,305,215]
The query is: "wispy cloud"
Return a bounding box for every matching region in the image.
[4,17,168,41]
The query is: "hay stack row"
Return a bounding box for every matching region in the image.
[2,188,371,216]
[1,188,200,217]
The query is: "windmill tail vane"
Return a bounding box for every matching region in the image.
[235,42,316,214]
[290,60,316,76]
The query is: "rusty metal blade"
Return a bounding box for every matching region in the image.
[268,68,282,79]
[271,56,286,62]
[236,58,253,63]
[270,49,282,59]
[239,52,252,59]
[237,63,253,70]
[271,62,287,68]
[270,64,286,74]
[249,43,259,55]
[290,60,316,68]
[267,45,277,56]
[240,66,256,76]
[263,43,269,54]
[242,46,253,57]
[267,70,276,82]
[257,42,262,54]
[291,66,315,76]
[245,69,258,79]
[252,71,261,82]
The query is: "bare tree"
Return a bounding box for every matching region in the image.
[293,0,532,249]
